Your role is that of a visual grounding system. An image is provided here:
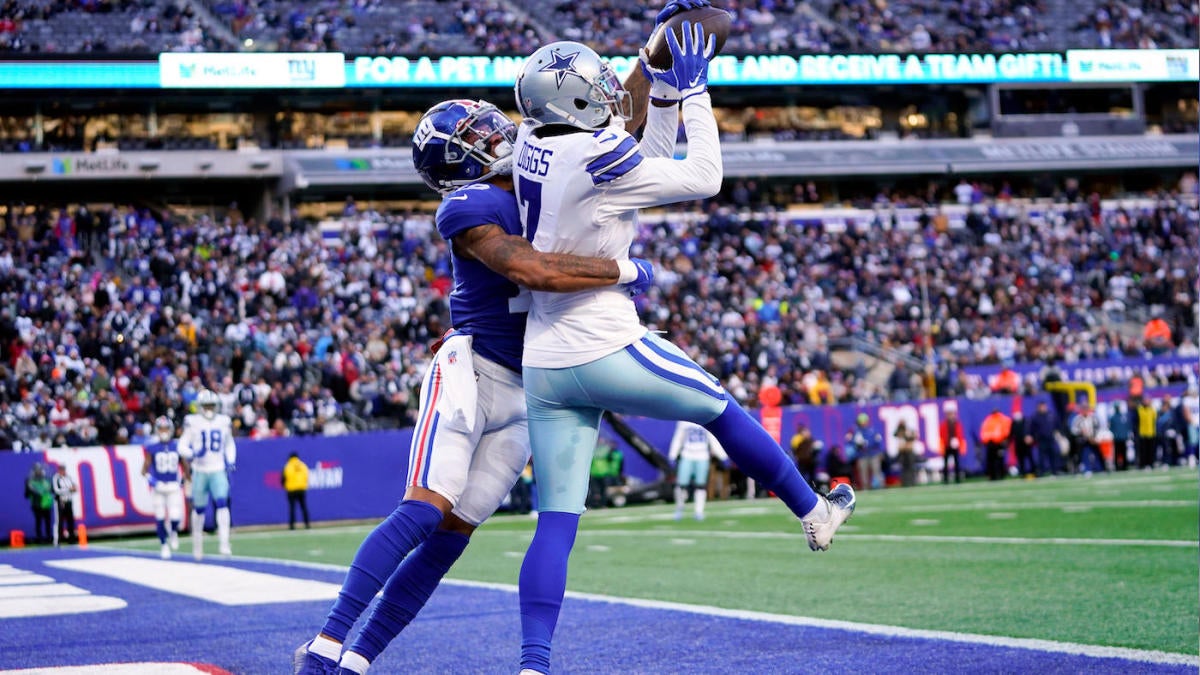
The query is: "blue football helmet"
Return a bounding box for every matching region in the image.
[412,99,516,193]
[515,41,632,130]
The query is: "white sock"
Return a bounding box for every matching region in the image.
[673,485,686,511]
[192,511,204,547]
[802,497,829,521]
[310,635,342,661]
[216,507,231,548]
[694,490,706,516]
[339,650,370,674]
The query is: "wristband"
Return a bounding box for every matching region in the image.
[617,259,638,284]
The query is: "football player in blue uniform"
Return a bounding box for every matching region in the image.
[510,9,856,673]
[293,98,654,675]
[142,416,188,560]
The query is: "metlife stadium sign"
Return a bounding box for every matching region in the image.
[0,49,1193,89]
[159,52,345,88]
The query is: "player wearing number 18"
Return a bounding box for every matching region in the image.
[178,389,236,560]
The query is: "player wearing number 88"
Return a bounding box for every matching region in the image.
[142,416,188,559]
[178,389,236,560]
[290,99,654,675]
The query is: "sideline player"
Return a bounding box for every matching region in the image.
[178,389,236,560]
[668,420,727,521]
[293,98,653,675]
[510,16,856,675]
[142,416,189,559]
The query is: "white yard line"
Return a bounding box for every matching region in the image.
[524,528,1197,548]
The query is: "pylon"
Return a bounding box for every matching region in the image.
[8,530,24,548]
[77,524,88,548]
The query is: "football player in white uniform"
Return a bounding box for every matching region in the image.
[142,416,188,559]
[668,421,727,521]
[178,389,236,559]
[510,13,855,674]
[293,98,652,675]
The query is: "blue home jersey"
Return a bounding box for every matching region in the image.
[436,182,526,372]
[146,441,183,485]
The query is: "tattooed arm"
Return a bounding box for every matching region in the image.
[452,224,621,292]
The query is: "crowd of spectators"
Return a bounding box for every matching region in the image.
[0,0,230,53]
[1,174,1195,451]
[1,0,1196,54]
[204,0,541,54]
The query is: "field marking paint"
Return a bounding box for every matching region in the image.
[46,556,341,606]
[0,573,54,586]
[447,578,1200,667]
[986,512,1018,519]
[182,550,1199,668]
[0,664,234,674]
[0,583,94,600]
[491,528,1199,548]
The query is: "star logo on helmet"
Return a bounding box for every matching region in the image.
[539,48,579,89]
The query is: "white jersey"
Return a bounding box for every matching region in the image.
[669,421,728,463]
[1183,394,1199,431]
[514,93,722,368]
[178,412,236,473]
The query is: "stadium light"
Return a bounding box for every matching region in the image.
[23,161,46,174]
[138,160,160,172]
[197,160,214,171]
[249,158,271,170]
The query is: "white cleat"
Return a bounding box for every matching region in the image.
[169,531,179,551]
[801,484,856,552]
[160,544,172,560]
[219,544,232,557]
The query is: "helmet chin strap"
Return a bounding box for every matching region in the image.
[545,101,589,130]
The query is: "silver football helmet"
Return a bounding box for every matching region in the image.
[515,41,632,130]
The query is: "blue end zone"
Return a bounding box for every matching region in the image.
[0,548,1192,675]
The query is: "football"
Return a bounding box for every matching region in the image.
[643,6,732,70]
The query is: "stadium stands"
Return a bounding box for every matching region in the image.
[1,0,1196,54]
[0,0,232,53]
[1,182,1194,450]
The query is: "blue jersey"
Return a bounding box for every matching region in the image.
[436,182,526,372]
[145,441,183,485]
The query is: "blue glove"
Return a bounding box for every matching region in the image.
[226,463,236,474]
[656,0,710,25]
[640,21,716,101]
[619,258,655,297]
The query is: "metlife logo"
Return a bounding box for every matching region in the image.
[159,53,345,88]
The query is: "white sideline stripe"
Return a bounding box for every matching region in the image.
[0,573,54,586]
[533,528,1199,548]
[447,578,1200,667]
[181,551,1199,668]
[0,595,127,619]
[46,556,341,606]
[0,664,221,674]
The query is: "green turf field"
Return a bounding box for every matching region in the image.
[108,467,1200,655]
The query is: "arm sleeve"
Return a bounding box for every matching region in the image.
[224,421,237,466]
[600,92,721,208]
[668,423,685,461]
[177,420,195,459]
[639,102,679,159]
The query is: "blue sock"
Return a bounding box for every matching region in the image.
[704,403,819,517]
[320,499,443,641]
[170,519,180,534]
[155,520,167,544]
[519,511,580,673]
[347,529,470,663]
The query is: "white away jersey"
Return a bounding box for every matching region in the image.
[178,413,236,473]
[514,94,722,368]
[669,421,729,462]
